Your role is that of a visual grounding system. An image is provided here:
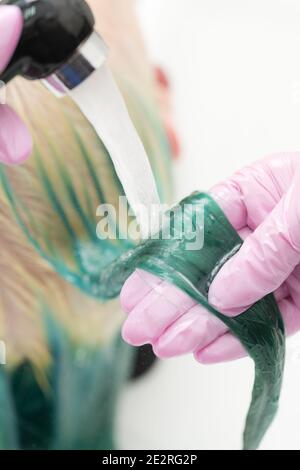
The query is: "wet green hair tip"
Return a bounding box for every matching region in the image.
[104,191,285,450]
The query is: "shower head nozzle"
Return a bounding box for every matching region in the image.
[0,0,108,91]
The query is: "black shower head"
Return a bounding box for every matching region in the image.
[0,0,107,90]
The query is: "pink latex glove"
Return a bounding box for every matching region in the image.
[121,153,300,364]
[0,5,32,165]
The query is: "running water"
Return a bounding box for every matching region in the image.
[68,64,161,238]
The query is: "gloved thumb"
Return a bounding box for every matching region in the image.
[0,5,31,165]
[208,178,300,316]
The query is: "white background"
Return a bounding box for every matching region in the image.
[118,0,300,450]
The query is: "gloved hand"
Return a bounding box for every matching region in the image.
[0,5,32,164]
[121,153,300,364]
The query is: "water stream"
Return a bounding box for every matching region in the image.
[69,64,161,238]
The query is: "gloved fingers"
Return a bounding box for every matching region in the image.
[211,222,288,303]
[152,304,228,358]
[122,278,197,346]
[150,278,288,359]
[195,296,299,364]
[0,5,23,75]
[210,153,296,233]
[209,187,300,317]
[120,269,163,314]
[0,105,32,165]
[121,154,298,345]
[195,331,247,364]
[0,6,29,165]
[151,283,288,359]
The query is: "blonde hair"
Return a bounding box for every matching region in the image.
[1,70,173,369]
